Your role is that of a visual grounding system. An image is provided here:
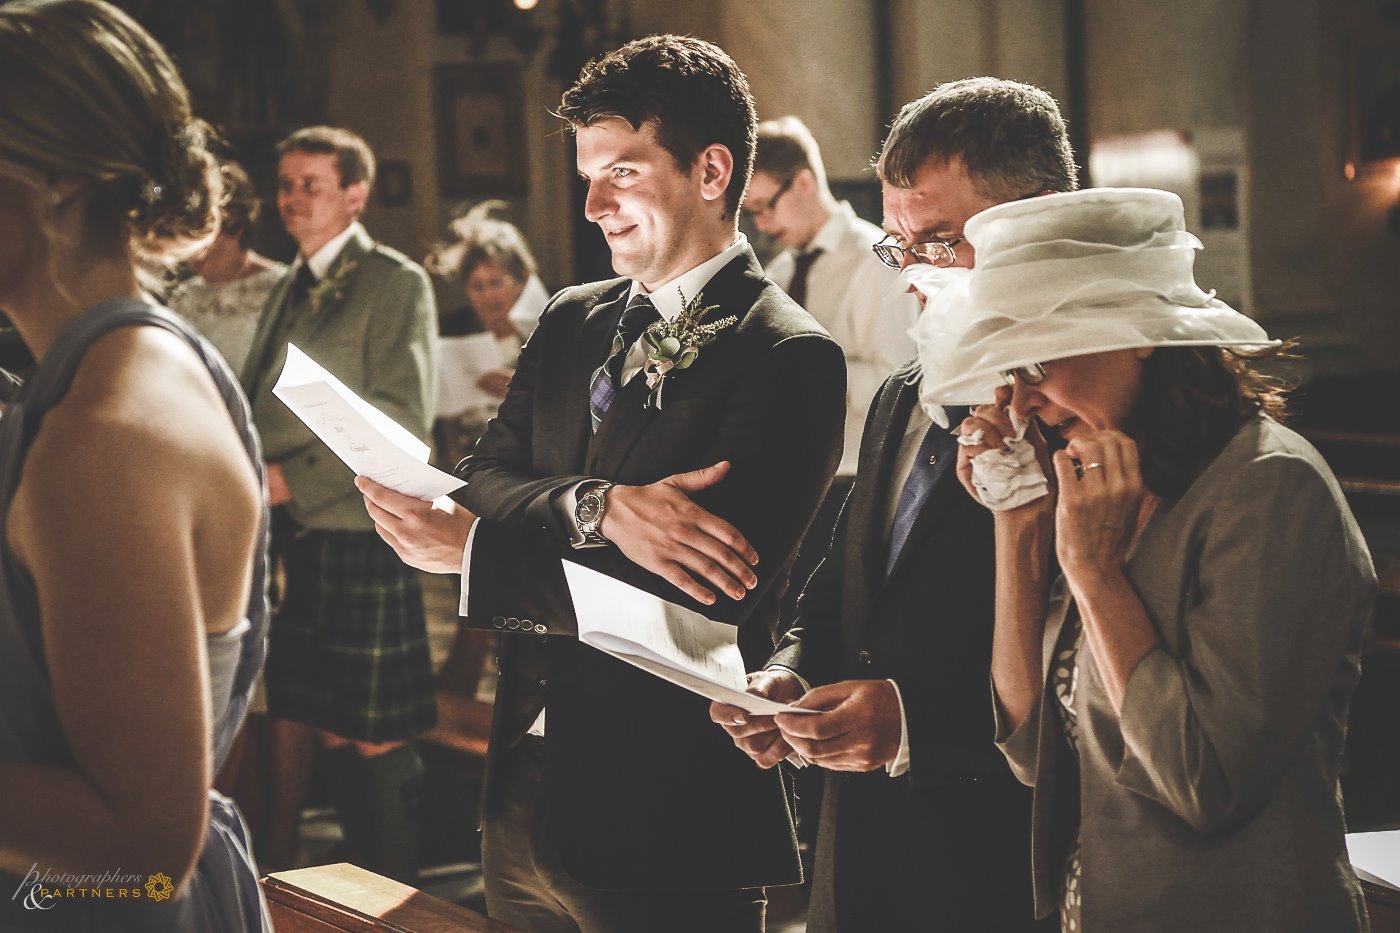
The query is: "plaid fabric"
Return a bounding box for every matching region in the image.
[588,294,660,431]
[266,512,437,742]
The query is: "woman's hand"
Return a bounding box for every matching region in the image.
[1050,429,1148,584]
[956,385,1054,521]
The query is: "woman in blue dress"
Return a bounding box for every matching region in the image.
[0,1,271,929]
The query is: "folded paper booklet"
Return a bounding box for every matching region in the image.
[273,343,464,500]
[1347,830,1400,892]
[560,560,816,717]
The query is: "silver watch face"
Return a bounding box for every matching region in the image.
[578,494,604,525]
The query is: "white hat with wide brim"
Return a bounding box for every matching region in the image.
[906,187,1278,422]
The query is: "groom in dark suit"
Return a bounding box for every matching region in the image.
[359,35,845,933]
[713,78,1077,932]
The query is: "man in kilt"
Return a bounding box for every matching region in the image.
[241,125,438,883]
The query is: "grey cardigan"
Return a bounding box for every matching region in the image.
[997,414,1375,932]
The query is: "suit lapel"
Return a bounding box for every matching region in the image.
[302,227,373,339]
[587,248,766,478]
[882,404,967,583]
[859,363,920,594]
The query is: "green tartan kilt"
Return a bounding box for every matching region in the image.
[266,516,437,742]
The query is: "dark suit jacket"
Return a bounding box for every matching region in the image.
[455,247,847,891]
[769,360,1046,932]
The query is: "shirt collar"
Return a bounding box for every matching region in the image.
[296,221,364,280]
[807,201,856,255]
[626,233,747,321]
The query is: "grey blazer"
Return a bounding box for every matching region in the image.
[998,414,1375,932]
[241,225,436,531]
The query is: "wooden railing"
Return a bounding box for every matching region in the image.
[262,863,522,932]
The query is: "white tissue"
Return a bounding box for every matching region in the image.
[955,409,1049,511]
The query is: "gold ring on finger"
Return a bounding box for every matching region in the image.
[1084,462,1103,471]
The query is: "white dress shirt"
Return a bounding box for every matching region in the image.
[766,203,918,477]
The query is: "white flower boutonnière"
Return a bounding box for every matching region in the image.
[640,289,738,409]
[308,258,359,314]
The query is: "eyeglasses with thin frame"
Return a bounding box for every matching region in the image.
[747,173,796,220]
[871,234,963,270]
[1000,362,1048,386]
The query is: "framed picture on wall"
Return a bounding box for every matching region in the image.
[433,62,527,196]
[1344,27,1400,175]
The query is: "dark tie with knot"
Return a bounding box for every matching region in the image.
[785,247,823,307]
[588,294,662,432]
[885,414,962,577]
[289,263,317,307]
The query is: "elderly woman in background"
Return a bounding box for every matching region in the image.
[0,1,270,929]
[167,159,284,373]
[917,188,1374,932]
[426,199,549,468]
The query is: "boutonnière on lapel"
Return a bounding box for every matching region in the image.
[639,289,737,410]
[307,258,359,314]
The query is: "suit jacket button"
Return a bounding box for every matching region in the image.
[856,649,872,666]
[492,615,505,629]
[534,624,547,634]
[538,679,547,689]
[507,617,522,630]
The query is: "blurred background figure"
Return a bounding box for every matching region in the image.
[744,116,919,643]
[426,199,549,470]
[168,159,285,373]
[0,0,270,929]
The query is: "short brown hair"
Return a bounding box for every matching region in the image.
[754,116,827,188]
[277,125,376,189]
[557,35,756,218]
[876,77,1078,200]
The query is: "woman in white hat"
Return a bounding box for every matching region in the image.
[920,188,1374,931]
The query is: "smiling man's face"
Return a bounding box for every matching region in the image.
[576,117,722,292]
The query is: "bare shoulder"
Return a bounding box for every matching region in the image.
[10,325,259,567]
[43,326,246,471]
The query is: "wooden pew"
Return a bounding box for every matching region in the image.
[262,863,522,932]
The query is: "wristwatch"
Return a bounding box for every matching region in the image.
[574,481,614,547]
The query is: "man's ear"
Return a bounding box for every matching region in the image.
[696,144,734,203]
[345,180,370,217]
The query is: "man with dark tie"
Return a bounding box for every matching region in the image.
[743,116,919,635]
[714,78,1075,932]
[240,125,437,882]
[357,36,845,933]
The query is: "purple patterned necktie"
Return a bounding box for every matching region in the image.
[588,294,661,432]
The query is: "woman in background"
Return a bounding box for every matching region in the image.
[426,199,548,468]
[168,159,284,373]
[923,188,1373,932]
[0,1,270,929]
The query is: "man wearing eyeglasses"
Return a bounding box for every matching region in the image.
[744,117,918,626]
[714,78,1074,932]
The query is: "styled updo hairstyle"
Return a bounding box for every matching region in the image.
[426,200,538,285]
[0,0,222,263]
